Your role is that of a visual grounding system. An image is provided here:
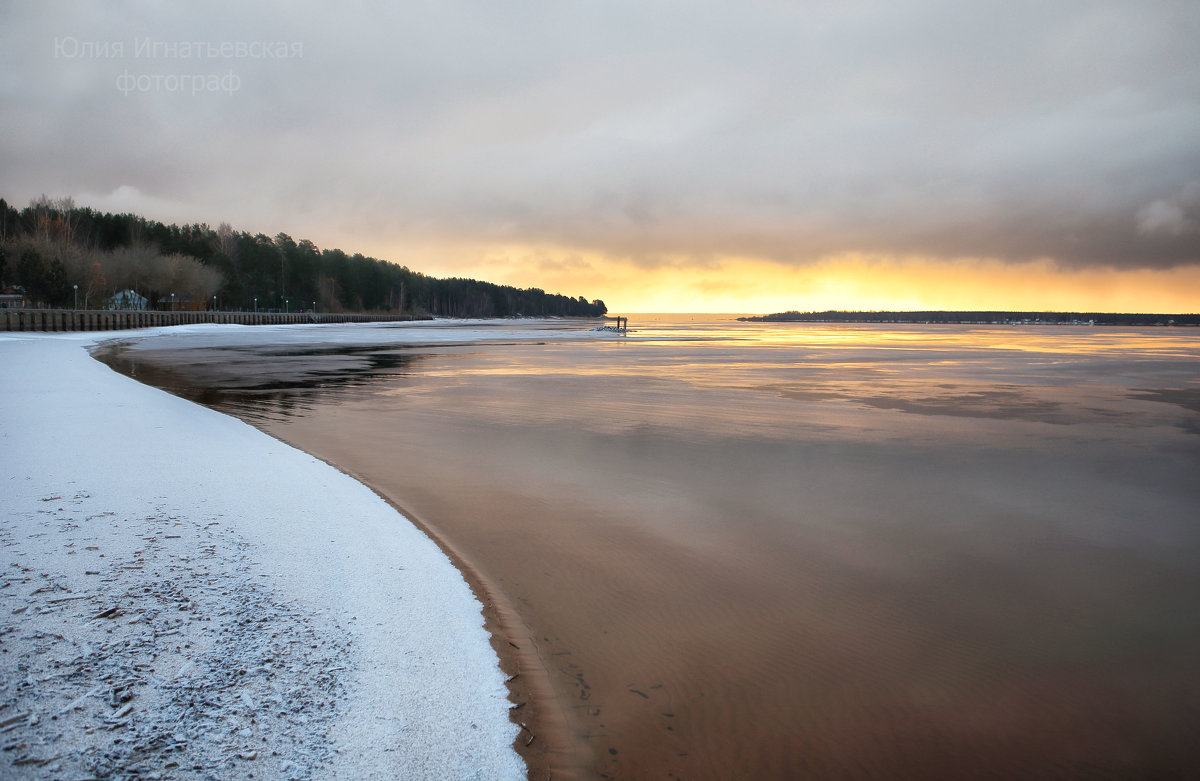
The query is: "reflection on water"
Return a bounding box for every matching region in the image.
[101,320,1200,436]
[101,318,1200,780]
[98,343,427,423]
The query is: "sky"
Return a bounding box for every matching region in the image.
[2,1,1198,313]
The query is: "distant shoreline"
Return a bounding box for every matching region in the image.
[739,310,1200,326]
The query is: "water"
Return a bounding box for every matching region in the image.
[100,316,1200,779]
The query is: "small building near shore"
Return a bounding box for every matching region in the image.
[0,286,27,309]
[109,289,149,311]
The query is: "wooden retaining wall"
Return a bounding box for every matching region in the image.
[0,309,425,332]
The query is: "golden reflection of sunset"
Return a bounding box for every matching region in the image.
[375,242,1200,314]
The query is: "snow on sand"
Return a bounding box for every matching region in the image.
[0,332,525,780]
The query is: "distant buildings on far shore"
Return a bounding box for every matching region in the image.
[738,311,1198,327]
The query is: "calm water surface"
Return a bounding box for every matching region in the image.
[103,316,1200,780]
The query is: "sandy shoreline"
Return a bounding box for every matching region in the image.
[326,474,585,781]
[82,321,615,780]
[0,332,525,779]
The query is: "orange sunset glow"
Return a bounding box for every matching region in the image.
[352,241,1200,314]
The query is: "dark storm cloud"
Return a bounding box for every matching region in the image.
[2,0,1198,269]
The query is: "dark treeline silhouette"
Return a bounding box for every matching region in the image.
[740,310,1200,326]
[0,196,607,317]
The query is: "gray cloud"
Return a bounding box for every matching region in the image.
[2,0,1198,270]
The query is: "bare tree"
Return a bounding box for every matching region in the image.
[55,196,80,245]
[59,244,106,307]
[29,195,54,243]
[105,245,161,296]
[26,195,81,246]
[150,253,223,306]
[216,222,239,261]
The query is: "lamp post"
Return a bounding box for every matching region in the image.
[73,284,78,310]
[253,297,258,313]
[213,295,217,311]
[170,292,175,312]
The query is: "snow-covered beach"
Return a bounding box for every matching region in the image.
[0,329,527,779]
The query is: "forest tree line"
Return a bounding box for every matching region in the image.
[0,196,607,317]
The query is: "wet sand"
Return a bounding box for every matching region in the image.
[100,319,1200,779]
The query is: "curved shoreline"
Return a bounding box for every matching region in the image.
[86,320,610,779]
[290,454,593,781]
[1,333,526,779]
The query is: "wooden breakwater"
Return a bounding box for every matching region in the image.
[0,309,427,332]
